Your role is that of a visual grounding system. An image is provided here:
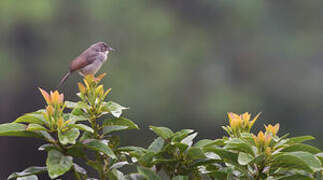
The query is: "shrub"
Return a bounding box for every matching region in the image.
[1,74,322,180]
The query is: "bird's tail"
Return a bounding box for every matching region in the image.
[57,71,71,88]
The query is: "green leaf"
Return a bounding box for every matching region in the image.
[288,136,315,143]
[107,169,126,180]
[181,132,198,146]
[0,123,42,138]
[172,176,189,180]
[194,139,216,148]
[58,128,80,145]
[281,143,321,154]
[83,139,116,159]
[38,131,55,142]
[103,125,128,135]
[68,124,94,133]
[110,161,129,170]
[148,137,164,153]
[139,152,155,167]
[137,167,161,180]
[46,150,73,179]
[64,113,88,123]
[73,163,87,175]
[118,146,147,153]
[15,113,47,126]
[66,143,86,158]
[149,126,174,139]
[277,175,314,180]
[103,117,139,130]
[8,166,47,179]
[17,175,38,180]
[64,101,78,108]
[224,138,254,155]
[186,147,206,160]
[26,124,48,131]
[204,147,239,165]
[38,144,56,151]
[103,101,129,118]
[171,129,194,142]
[272,152,322,173]
[238,152,254,165]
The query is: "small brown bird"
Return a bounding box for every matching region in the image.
[57,42,114,88]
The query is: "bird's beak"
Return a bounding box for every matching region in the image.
[108,47,115,51]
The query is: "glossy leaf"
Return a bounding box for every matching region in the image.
[0,123,42,138]
[58,128,80,145]
[186,147,206,160]
[181,132,198,146]
[238,152,253,165]
[103,125,128,135]
[8,166,47,179]
[103,101,129,118]
[46,150,73,179]
[103,117,139,130]
[171,129,194,142]
[83,139,116,159]
[17,175,38,180]
[288,136,315,144]
[69,124,94,133]
[26,124,48,131]
[107,169,126,180]
[149,126,174,139]
[277,175,314,180]
[15,113,47,126]
[281,143,321,154]
[148,137,164,153]
[73,163,87,175]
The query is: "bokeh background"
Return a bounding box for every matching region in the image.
[1,0,323,179]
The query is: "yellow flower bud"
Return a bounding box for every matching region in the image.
[39,88,51,104]
[265,123,280,136]
[57,117,64,129]
[46,105,54,116]
[78,82,86,94]
[95,73,106,83]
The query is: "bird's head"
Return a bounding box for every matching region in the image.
[92,42,115,53]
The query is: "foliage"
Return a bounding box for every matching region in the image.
[1,74,322,180]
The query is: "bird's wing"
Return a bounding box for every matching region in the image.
[69,51,98,72]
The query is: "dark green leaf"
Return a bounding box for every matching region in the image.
[58,128,80,145]
[194,139,216,148]
[149,126,174,139]
[288,136,315,144]
[139,152,155,167]
[148,137,164,153]
[204,147,239,165]
[0,123,42,138]
[46,150,73,179]
[281,143,321,154]
[277,175,314,180]
[171,129,194,142]
[172,176,189,180]
[8,166,47,179]
[186,147,206,160]
[272,152,322,173]
[137,167,161,180]
[224,138,254,155]
[83,139,116,159]
[103,117,139,130]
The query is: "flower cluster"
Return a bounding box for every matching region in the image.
[223,112,260,137]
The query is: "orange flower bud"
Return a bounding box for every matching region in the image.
[39,88,51,104]
[95,73,106,83]
[78,82,86,94]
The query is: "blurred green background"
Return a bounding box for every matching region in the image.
[1,0,323,179]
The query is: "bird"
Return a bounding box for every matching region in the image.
[57,42,114,88]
